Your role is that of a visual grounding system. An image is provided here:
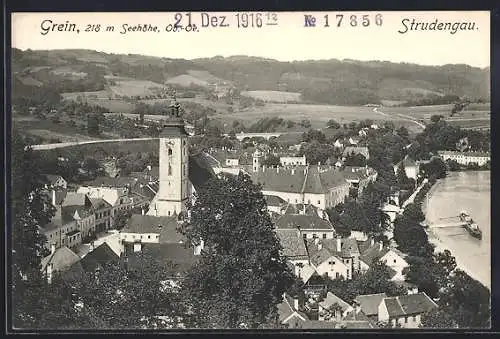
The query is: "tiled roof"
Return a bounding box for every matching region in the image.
[359,243,386,266]
[276,229,308,259]
[80,243,120,273]
[342,166,370,181]
[41,246,81,273]
[354,293,387,316]
[305,238,357,261]
[309,247,337,267]
[128,243,198,273]
[382,293,438,317]
[275,214,334,230]
[122,214,180,236]
[319,292,352,313]
[89,197,112,210]
[83,176,137,188]
[251,167,306,193]
[61,205,93,223]
[61,192,89,207]
[265,195,287,207]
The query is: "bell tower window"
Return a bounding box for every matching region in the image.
[168,148,173,156]
[168,163,172,176]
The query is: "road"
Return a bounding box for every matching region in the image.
[29,137,158,151]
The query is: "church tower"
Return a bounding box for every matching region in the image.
[147,98,189,217]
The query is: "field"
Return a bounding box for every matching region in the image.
[382,104,490,121]
[42,139,159,158]
[211,103,394,129]
[13,115,101,143]
[240,90,302,103]
[109,80,164,97]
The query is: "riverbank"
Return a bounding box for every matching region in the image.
[423,172,490,290]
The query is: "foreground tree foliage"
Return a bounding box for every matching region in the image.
[179,173,295,328]
[11,131,55,328]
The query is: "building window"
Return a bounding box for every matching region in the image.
[148,235,151,239]
[322,234,327,239]
[168,148,172,156]
[295,199,298,203]
[168,163,172,176]
[156,235,159,239]
[336,272,340,278]
[308,200,310,204]
[317,200,321,205]
[413,315,417,321]
[303,234,307,239]
[312,234,317,239]
[405,317,408,324]
[329,261,335,265]
[168,211,171,216]
[394,259,397,263]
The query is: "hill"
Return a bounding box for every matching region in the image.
[12,49,490,106]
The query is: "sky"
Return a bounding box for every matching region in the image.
[12,11,490,68]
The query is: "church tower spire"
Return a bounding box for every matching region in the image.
[147,91,190,217]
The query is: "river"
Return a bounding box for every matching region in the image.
[424,171,490,290]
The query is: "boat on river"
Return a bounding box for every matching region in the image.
[459,211,482,239]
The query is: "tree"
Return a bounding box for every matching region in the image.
[343,153,367,167]
[299,119,311,128]
[262,154,280,168]
[396,126,409,142]
[438,270,491,328]
[326,119,341,129]
[352,261,407,297]
[430,115,444,124]
[179,173,295,328]
[302,129,326,143]
[11,130,56,327]
[75,255,186,329]
[87,113,101,136]
[114,209,132,231]
[420,309,457,329]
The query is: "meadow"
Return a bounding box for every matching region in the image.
[240,90,302,103]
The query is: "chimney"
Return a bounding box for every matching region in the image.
[294,297,300,311]
[89,241,95,252]
[50,244,56,255]
[379,241,383,251]
[336,237,342,253]
[133,241,142,252]
[52,190,56,206]
[318,242,323,251]
[370,238,375,246]
[277,167,280,173]
[291,168,295,175]
[141,208,145,215]
[147,165,152,171]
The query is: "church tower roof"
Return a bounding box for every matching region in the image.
[160,94,188,137]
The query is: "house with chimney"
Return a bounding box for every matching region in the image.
[61,192,96,242]
[305,237,357,280]
[318,292,354,322]
[277,293,309,328]
[342,166,377,195]
[353,293,387,323]
[275,214,336,240]
[377,293,438,328]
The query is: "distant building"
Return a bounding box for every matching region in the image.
[251,165,350,211]
[275,214,336,240]
[41,245,82,283]
[280,155,307,167]
[438,150,490,166]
